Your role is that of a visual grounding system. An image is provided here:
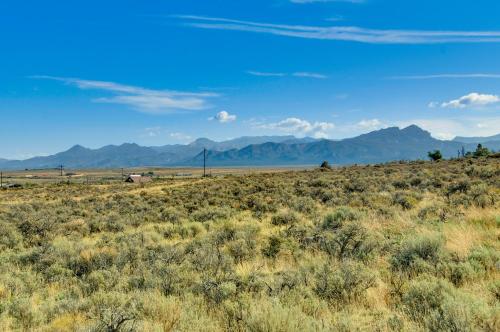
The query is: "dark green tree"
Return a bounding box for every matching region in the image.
[473,144,490,157]
[320,161,332,169]
[427,150,443,161]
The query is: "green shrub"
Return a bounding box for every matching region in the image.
[0,221,22,249]
[196,279,237,304]
[291,196,316,214]
[469,184,495,208]
[446,262,475,287]
[17,216,56,246]
[321,222,376,261]
[246,195,278,217]
[392,192,418,210]
[159,207,184,224]
[242,299,328,332]
[322,207,360,230]
[8,296,43,330]
[402,279,475,331]
[315,262,375,305]
[227,239,255,264]
[262,236,282,259]
[417,203,450,222]
[468,246,499,275]
[86,291,141,332]
[191,207,230,223]
[188,241,234,277]
[271,211,299,226]
[489,280,500,302]
[391,236,443,276]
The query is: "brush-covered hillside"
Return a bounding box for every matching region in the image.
[0,156,499,331]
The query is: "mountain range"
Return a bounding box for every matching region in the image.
[453,133,500,144]
[0,125,498,169]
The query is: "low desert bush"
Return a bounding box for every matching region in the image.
[271,210,299,226]
[321,207,360,230]
[190,207,231,223]
[262,236,282,259]
[391,236,443,276]
[401,278,485,331]
[315,261,375,306]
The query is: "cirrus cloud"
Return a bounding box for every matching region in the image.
[247,71,286,77]
[177,15,500,44]
[30,75,219,114]
[247,70,328,79]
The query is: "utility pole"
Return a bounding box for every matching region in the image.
[59,165,64,177]
[0,171,2,188]
[203,148,207,178]
[121,168,124,182]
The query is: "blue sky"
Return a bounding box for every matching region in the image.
[1,0,500,159]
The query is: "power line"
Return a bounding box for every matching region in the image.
[203,148,207,177]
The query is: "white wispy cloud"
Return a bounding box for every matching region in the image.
[209,111,237,123]
[247,71,286,77]
[31,75,219,114]
[177,15,500,44]
[247,71,328,79]
[290,0,364,3]
[390,73,500,80]
[259,117,334,138]
[440,92,500,109]
[325,16,344,22]
[292,72,328,79]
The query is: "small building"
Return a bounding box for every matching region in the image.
[124,174,152,184]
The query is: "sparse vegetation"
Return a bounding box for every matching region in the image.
[0,157,498,331]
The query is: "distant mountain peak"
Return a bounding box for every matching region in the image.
[64,144,90,154]
[68,144,87,150]
[189,138,216,146]
[401,125,432,137]
[119,143,141,148]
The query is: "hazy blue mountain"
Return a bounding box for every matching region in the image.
[153,135,315,156]
[151,136,317,160]
[1,126,498,169]
[2,143,178,169]
[212,136,315,150]
[185,126,500,166]
[0,136,315,169]
[453,134,500,144]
